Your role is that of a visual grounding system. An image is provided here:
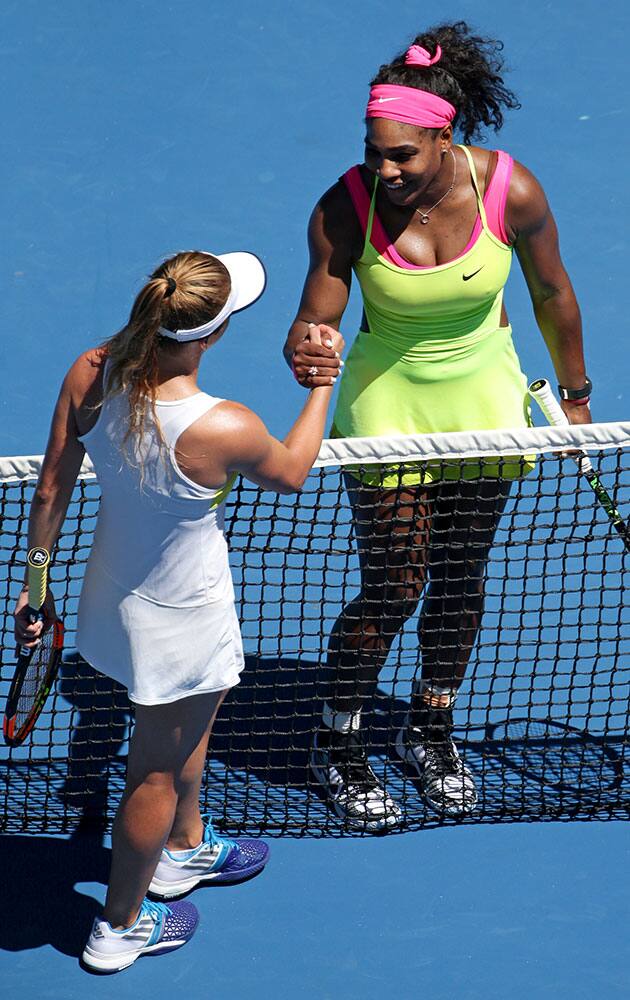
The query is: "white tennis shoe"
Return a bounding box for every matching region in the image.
[81,899,199,973]
[148,814,270,899]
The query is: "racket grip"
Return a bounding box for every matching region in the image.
[528,378,594,474]
[528,378,568,427]
[26,547,50,612]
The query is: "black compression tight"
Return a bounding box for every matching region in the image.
[324,474,512,716]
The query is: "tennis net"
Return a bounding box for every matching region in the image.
[1,420,629,835]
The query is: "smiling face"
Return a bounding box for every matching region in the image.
[364,117,452,208]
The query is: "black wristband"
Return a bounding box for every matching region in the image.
[557,377,592,401]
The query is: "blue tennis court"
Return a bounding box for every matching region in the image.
[1,1,629,997]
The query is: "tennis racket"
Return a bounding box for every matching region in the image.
[528,378,630,553]
[3,546,64,747]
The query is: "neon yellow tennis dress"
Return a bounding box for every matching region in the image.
[332,146,531,483]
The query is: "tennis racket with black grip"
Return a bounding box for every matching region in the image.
[3,546,64,746]
[528,378,630,553]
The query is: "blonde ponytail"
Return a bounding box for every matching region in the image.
[102,251,231,465]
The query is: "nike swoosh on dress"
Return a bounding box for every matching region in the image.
[462,266,485,281]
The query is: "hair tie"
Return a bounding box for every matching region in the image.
[405,43,442,67]
[164,276,177,298]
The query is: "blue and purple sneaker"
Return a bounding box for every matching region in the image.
[148,815,270,900]
[82,899,199,973]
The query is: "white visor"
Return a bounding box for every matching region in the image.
[158,251,267,342]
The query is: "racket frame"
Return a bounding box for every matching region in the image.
[3,546,64,747]
[3,620,65,746]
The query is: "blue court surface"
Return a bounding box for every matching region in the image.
[2,1,629,997]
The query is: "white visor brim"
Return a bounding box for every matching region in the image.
[158,250,266,342]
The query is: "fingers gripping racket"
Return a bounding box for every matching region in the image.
[3,547,64,747]
[529,379,630,553]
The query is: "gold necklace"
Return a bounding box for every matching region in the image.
[414,148,457,224]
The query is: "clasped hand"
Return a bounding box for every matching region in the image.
[292,323,344,387]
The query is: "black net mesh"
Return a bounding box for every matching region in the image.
[1,439,629,835]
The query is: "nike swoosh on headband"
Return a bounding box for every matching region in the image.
[367,84,456,128]
[462,267,485,281]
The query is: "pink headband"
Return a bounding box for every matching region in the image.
[366,43,456,129]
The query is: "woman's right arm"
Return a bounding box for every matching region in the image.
[226,382,336,493]
[284,183,360,388]
[179,326,345,495]
[223,324,344,492]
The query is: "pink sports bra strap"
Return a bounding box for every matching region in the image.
[341,166,372,238]
[342,165,407,262]
[483,150,513,245]
[341,150,513,266]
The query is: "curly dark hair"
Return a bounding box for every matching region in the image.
[370,21,520,143]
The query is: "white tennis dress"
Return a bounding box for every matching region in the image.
[76,385,244,705]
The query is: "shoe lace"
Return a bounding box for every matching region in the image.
[330,732,380,792]
[200,814,238,855]
[411,705,460,778]
[140,899,171,923]
[423,738,460,777]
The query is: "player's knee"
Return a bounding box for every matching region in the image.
[424,566,486,620]
[381,581,423,621]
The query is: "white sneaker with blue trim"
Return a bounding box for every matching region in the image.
[81,899,199,973]
[148,814,270,899]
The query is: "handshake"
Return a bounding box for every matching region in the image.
[291,322,345,388]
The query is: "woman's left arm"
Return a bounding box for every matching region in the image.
[14,370,86,645]
[508,161,591,425]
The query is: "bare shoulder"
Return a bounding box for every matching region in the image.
[55,347,107,437]
[505,159,550,237]
[183,399,269,459]
[207,399,266,434]
[462,145,496,195]
[317,178,358,225]
[508,159,547,206]
[466,144,494,173]
[64,347,107,396]
[310,178,363,261]
[464,146,543,204]
[174,399,270,489]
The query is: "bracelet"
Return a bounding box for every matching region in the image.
[557,376,592,401]
[564,395,591,406]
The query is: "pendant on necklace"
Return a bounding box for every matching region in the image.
[419,215,430,224]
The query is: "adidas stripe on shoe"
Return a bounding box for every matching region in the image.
[149,814,269,899]
[81,899,198,974]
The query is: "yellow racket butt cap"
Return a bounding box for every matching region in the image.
[26,546,50,610]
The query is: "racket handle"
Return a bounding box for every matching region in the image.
[528,378,568,426]
[528,378,594,474]
[26,547,50,612]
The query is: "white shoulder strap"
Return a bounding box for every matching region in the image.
[157,393,225,450]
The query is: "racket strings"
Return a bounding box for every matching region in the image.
[15,629,55,725]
